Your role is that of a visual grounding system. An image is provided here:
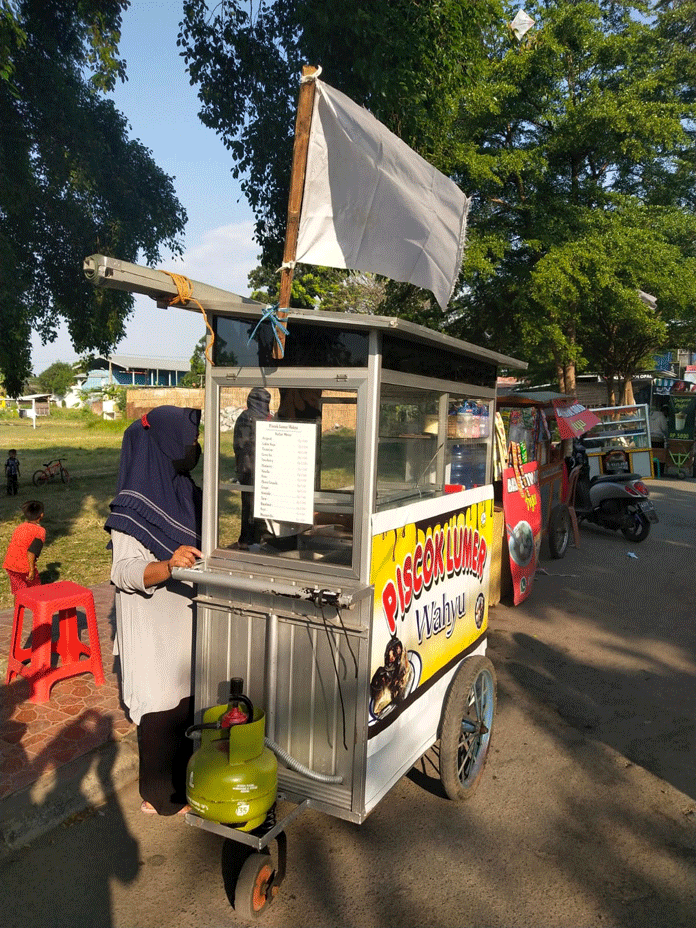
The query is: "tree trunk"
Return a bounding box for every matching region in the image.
[564,361,576,397]
[620,378,635,406]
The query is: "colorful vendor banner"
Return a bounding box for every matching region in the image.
[502,462,542,605]
[368,487,493,737]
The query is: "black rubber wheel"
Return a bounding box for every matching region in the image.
[548,504,571,559]
[440,655,497,801]
[59,465,70,484]
[235,851,277,920]
[32,470,48,487]
[621,512,650,542]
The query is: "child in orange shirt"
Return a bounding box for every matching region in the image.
[3,500,46,595]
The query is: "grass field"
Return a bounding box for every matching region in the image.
[1,409,356,610]
[0,410,133,609]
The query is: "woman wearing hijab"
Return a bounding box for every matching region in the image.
[105,406,203,815]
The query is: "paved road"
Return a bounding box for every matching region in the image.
[2,478,695,927]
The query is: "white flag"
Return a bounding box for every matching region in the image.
[295,80,470,311]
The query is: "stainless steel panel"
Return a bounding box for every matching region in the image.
[194,595,372,815]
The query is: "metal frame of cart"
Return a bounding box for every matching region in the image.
[85,254,525,916]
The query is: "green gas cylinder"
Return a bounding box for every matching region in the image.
[186,679,278,831]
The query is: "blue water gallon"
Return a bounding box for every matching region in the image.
[450,445,471,486]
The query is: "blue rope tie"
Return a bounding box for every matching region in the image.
[247,303,289,357]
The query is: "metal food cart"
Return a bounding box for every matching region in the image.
[85,254,525,918]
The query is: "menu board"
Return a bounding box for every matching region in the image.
[254,420,317,524]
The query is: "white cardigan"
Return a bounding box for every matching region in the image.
[110,530,195,724]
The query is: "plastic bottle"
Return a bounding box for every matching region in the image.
[479,404,490,438]
[459,405,474,438]
[473,407,481,438]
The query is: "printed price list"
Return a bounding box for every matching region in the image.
[254,420,317,524]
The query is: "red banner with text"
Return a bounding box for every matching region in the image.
[502,461,542,605]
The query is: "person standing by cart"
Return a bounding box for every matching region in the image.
[233,387,272,548]
[105,406,202,815]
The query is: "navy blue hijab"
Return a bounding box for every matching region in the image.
[105,406,202,561]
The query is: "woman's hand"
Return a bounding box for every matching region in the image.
[143,545,203,587]
[167,545,203,573]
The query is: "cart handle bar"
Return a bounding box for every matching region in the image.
[171,564,360,609]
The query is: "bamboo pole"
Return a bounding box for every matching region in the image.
[274,64,319,359]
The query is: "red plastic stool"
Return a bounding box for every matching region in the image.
[5,580,105,703]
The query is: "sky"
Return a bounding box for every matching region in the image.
[30,0,261,373]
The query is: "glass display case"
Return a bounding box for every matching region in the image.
[582,404,653,477]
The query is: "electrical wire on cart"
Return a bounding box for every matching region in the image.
[317,598,359,753]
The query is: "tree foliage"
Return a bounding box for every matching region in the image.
[180,1,696,394]
[0,1,187,396]
[180,0,500,264]
[180,335,207,387]
[447,0,696,390]
[36,360,76,397]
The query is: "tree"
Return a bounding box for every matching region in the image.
[180,335,207,387]
[180,1,696,397]
[37,360,76,398]
[446,1,696,390]
[0,1,187,396]
[180,0,500,265]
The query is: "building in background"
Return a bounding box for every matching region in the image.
[81,354,190,391]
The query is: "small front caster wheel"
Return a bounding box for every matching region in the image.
[235,851,277,920]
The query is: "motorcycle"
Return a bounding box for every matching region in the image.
[567,439,659,543]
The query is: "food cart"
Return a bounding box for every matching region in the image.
[496,392,601,561]
[85,254,525,918]
[581,404,654,478]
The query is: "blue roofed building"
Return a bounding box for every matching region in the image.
[81,354,190,391]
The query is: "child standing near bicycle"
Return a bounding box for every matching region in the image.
[3,500,46,595]
[5,449,20,495]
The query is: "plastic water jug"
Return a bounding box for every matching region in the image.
[450,445,471,486]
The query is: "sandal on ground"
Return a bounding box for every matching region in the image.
[140,801,190,816]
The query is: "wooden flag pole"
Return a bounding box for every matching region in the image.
[273,64,319,359]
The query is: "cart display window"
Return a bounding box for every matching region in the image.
[376,386,493,510]
[377,387,441,509]
[216,387,358,568]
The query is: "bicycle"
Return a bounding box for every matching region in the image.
[32,458,70,487]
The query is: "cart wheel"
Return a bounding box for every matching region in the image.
[33,470,48,487]
[548,504,571,559]
[235,850,277,920]
[440,655,496,801]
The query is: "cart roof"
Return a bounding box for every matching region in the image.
[84,253,527,372]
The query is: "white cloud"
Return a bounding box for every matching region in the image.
[31,221,264,370]
[167,220,261,296]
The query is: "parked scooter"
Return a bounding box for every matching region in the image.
[567,438,659,542]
